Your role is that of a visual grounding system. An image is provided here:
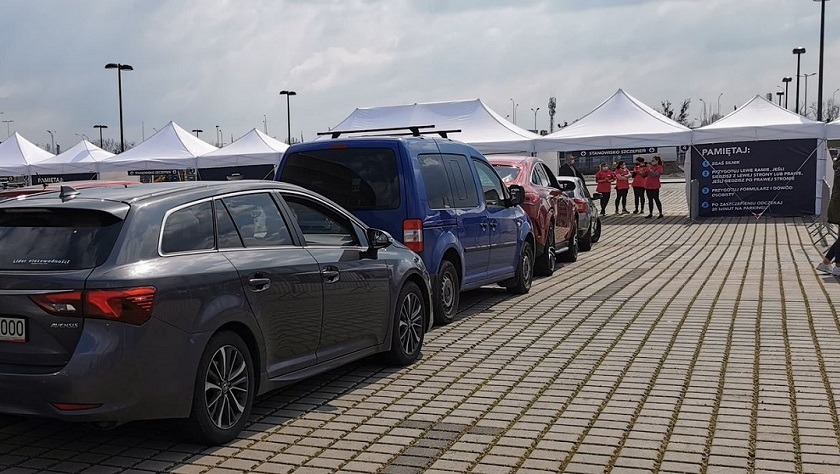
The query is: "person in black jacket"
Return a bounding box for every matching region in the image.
[557,154,586,183]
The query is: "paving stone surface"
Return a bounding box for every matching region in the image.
[1,182,840,472]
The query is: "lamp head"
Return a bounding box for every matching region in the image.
[793,47,806,54]
[782,77,792,83]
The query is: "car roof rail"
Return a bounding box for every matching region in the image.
[316,125,462,139]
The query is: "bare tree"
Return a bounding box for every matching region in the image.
[99,137,136,154]
[656,99,691,126]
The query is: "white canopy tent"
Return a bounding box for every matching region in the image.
[29,140,113,176]
[686,95,827,216]
[826,117,840,139]
[0,133,54,176]
[98,121,217,173]
[326,99,540,154]
[536,89,692,152]
[198,128,288,168]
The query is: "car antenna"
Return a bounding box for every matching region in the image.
[59,185,80,202]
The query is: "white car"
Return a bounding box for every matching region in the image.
[555,176,601,251]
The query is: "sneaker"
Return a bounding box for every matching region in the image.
[833,266,840,277]
[817,262,833,274]
[600,211,605,215]
[615,210,620,215]
[632,210,638,214]
[622,209,630,214]
[644,214,653,219]
[657,214,664,219]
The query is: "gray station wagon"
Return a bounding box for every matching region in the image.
[0,181,431,444]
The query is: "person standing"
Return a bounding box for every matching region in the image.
[817,155,840,275]
[631,157,647,214]
[558,154,586,183]
[645,156,664,219]
[595,162,615,215]
[614,161,631,214]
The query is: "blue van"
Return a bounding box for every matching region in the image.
[275,132,535,325]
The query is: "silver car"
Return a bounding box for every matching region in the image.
[555,176,602,251]
[0,181,431,444]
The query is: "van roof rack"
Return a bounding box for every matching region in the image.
[317,125,461,139]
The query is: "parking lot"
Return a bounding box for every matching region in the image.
[1,182,840,473]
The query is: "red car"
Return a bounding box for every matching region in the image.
[489,155,577,276]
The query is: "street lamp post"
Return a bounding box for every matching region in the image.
[94,125,108,148]
[833,88,840,103]
[776,91,785,106]
[46,130,55,153]
[191,129,203,138]
[793,47,806,114]
[279,90,297,144]
[815,0,830,121]
[1,120,12,138]
[717,93,723,116]
[105,63,133,153]
[76,133,91,142]
[530,107,540,131]
[215,125,220,147]
[782,77,793,109]
[699,98,707,124]
[509,98,515,123]
[803,72,817,116]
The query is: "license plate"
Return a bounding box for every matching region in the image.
[0,317,26,343]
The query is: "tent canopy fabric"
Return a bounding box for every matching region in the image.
[824,116,840,139]
[325,99,540,153]
[536,89,691,152]
[0,132,54,176]
[98,121,217,172]
[198,128,288,168]
[29,140,114,175]
[692,95,826,144]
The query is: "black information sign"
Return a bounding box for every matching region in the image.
[127,169,196,182]
[692,139,817,217]
[31,173,97,185]
[575,147,658,157]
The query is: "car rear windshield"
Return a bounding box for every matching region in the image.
[0,209,123,270]
[493,165,520,183]
[281,148,400,210]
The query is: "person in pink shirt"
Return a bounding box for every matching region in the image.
[644,156,664,219]
[631,156,647,214]
[595,162,615,215]
[613,161,631,214]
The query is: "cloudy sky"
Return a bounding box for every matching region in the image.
[0,0,835,151]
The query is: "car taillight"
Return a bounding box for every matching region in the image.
[524,192,540,204]
[403,219,424,253]
[51,403,102,411]
[30,287,156,326]
[85,287,156,326]
[30,291,84,316]
[574,198,588,213]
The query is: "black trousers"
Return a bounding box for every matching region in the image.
[827,237,840,262]
[615,189,628,212]
[599,191,610,214]
[633,186,645,211]
[646,188,662,215]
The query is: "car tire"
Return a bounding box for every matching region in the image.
[433,260,460,325]
[579,218,593,251]
[506,241,533,295]
[184,331,255,445]
[535,224,556,277]
[591,217,602,243]
[383,281,426,366]
[558,222,578,263]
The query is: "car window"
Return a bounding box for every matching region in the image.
[533,164,551,187]
[214,200,244,249]
[419,154,453,209]
[443,154,479,208]
[161,201,215,254]
[283,195,360,247]
[221,193,294,247]
[472,158,506,208]
[542,164,561,188]
[281,148,400,210]
[0,209,123,270]
[493,165,519,183]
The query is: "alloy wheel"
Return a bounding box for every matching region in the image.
[398,292,424,355]
[204,345,249,430]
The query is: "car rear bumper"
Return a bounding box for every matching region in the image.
[0,318,208,424]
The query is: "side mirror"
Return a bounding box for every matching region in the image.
[507,184,525,206]
[366,228,393,252]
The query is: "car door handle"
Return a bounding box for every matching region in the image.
[321,266,340,283]
[247,277,271,292]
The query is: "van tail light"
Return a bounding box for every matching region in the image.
[31,287,156,326]
[524,192,540,204]
[51,402,102,411]
[403,219,424,253]
[573,199,588,213]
